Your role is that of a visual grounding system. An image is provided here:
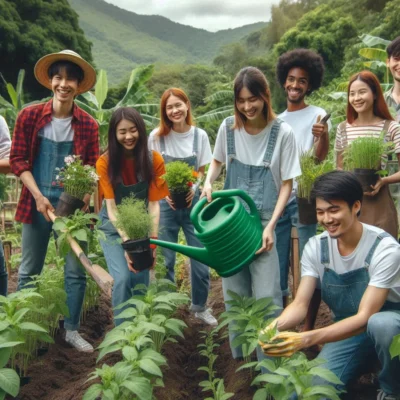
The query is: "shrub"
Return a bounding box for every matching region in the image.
[162,161,196,194]
[116,195,153,240]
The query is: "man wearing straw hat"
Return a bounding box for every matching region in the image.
[10,50,99,352]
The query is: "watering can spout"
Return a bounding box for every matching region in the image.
[150,239,210,265]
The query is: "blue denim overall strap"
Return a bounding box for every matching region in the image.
[223,117,281,220]
[320,232,397,321]
[32,131,73,207]
[160,127,199,171]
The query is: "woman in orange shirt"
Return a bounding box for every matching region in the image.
[96,107,168,324]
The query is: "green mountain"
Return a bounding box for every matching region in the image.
[68,0,267,85]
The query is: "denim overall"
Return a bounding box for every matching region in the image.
[222,117,283,359]
[316,233,400,395]
[18,131,87,331]
[99,158,151,324]
[159,128,211,312]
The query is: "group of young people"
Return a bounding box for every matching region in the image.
[1,35,400,398]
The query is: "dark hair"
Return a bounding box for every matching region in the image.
[346,70,394,123]
[311,171,363,212]
[48,61,84,83]
[387,36,400,58]
[233,66,276,129]
[107,107,153,188]
[276,49,325,94]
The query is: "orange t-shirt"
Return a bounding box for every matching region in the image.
[96,150,169,202]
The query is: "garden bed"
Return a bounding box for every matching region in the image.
[8,271,378,400]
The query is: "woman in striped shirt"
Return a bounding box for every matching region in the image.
[335,70,400,238]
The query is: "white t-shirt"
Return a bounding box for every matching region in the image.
[0,116,11,159]
[148,126,212,169]
[301,223,400,303]
[43,116,74,142]
[279,105,331,202]
[213,117,301,190]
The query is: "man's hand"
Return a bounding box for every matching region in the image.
[186,189,195,208]
[256,224,274,254]
[200,182,213,203]
[165,195,176,210]
[35,195,54,222]
[261,331,306,357]
[312,115,329,138]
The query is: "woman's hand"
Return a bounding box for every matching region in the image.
[261,331,306,357]
[165,195,176,210]
[186,189,195,208]
[200,182,213,203]
[125,251,138,274]
[256,224,274,254]
[35,195,54,222]
[364,177,386,197]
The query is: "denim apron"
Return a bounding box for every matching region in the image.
[159,128,210,311]
[222,117,283,359]
[98,154,151,323]
[315,233,400,394]
[20,130,87,331]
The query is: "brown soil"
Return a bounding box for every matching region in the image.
[7,270,377,400]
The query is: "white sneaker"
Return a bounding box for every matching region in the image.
[65,330,94,353]
[377,390,400,400]
[194,309,218,326]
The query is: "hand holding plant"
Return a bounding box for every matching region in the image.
[261,331,305,357]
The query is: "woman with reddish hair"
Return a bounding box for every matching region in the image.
[335,70,400,237]
[148,88,217,326]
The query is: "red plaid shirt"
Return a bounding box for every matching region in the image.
[10,99,99,223]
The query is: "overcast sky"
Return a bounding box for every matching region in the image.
[104,0,280,32]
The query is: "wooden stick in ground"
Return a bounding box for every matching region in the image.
[47,209,113,298]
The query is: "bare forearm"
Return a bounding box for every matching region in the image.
[0,160,11,174]
[20,171,42,200]
[268,179,292,229]
[106,200,129,241]
[276,301,309,331]
[315,133,329,162]
[204,159,223,186]
[148,201,160,237]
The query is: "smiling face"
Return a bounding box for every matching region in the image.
[284,67,310,104]
[116,118,139,154]
[236,86,265,122]
[50,68,79,105]
[387,55,400,83]
[165,95,189,126]
[316,198,361,239]
[349,79,375,116]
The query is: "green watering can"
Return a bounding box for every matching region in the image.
[150,189,262,277]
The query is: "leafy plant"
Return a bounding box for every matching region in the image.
[197,329,234,400]
[115,196,153,240]
[343,134,393,171]
[162,161,196,194]
[55,155,99,200]
[390,334,400,360]
[0,347,20,399]
[296,150,334,200]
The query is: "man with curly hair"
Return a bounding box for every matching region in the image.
[385,36,400,122]
[275,49,331,313]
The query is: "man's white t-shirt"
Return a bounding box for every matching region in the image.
[43,116,74,142]
[301,223,400,303]
[148,126,212,169]
[279,105,331,202]
[213,117,301,191]
[0,116,11,159]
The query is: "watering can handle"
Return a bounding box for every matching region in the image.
[191,189,259,233]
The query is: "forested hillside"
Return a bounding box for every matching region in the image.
[68,0,267,84]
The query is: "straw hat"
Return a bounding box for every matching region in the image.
[34,49,96,94]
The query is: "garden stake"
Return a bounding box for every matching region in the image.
[47,210,113,298]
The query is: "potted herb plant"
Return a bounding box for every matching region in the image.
[54,155,99,216]
[116,196,154,271]
[296,150,334,225]
[343,135,393,192]
[162,161,197,209]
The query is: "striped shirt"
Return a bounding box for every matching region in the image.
[335,120,400,168]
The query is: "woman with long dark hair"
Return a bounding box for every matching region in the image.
[148,88,217,326]
[202,67,301,360]
[336,70,400,238]
[96,107,168,323]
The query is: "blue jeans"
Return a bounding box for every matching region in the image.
[18,210,87,331]
[159,197,210,312]
[99,219,149,325]
[275,200,317,296]
[0,241,7,296]
[222,219,282,360]
[313,311,400,396]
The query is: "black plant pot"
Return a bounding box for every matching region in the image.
[55,192,85,217]
[122,237,153,271]
[170,190,189,209]
[353,168,379,192]
[297,197,317,225]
